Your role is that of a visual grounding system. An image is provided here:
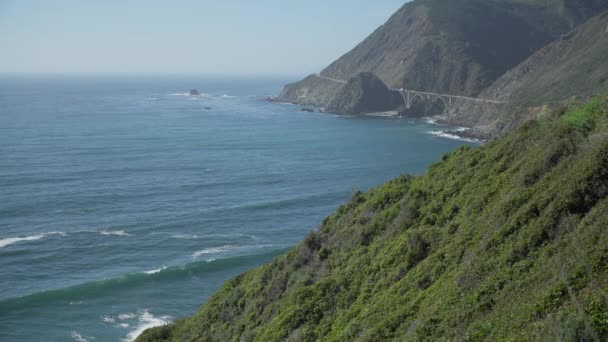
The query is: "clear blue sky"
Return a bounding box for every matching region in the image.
[0,1,407,75]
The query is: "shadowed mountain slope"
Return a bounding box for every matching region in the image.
[276,0,608,113]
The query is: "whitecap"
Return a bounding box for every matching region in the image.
[118,323,130,328]
[99,230,131,237]
[143,267,167,275]
[192,243,275,258]
[102,316,116,324]
[192,245,238,257]
[221,94,236,98]
[123,310,171,342]
[171,233,200,240]
[71,331,92,342]
[424,117,440,125]
[427,130,481,143]
[0,232,65,248]
[118,313,136,320]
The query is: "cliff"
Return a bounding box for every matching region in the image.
[275,0,608,112]
[325,73,403,115]
[138,96,608,341]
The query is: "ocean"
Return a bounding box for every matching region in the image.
[0,74,476,341]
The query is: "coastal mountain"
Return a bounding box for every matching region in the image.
[276,0,608,115]
[444,11,608,134]
[139,96,608,341]
[325,73,403,115]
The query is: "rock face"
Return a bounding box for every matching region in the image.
[275,0,608,109]
[275,75,345,108]
[325,73,403,115]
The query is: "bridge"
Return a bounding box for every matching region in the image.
[314,74,504,113]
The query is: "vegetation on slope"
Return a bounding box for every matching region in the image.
[139,96,608,341]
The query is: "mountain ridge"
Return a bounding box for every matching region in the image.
[276,0,608,119]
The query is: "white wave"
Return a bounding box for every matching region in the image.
[365,110,398,117]
[427,130,481,143]
[118,313,136,320]
[102,316,116,323]
[0,232,65,248]
[221,94,236,98]
[123,310,171,342]
[192,243,275,258]
[144,97,159,101]
[171,233,200,240]
[205,258,216,263]
[143,267,167,275]
[102,314,131,329]
[69,301,83,305]
[424,117,440,125]
[71,331,92,342]
[169,92,190,96]
[168,232,258,241]
[99,230,131,237]
[192,245,238,257]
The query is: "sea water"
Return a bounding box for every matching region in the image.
[0,74,476,341]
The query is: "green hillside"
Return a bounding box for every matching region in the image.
[138,96,608,341]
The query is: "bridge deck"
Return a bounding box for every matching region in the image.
[313,74,504,104]
[395,89,505,104]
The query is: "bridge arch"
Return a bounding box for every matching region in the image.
[432,96,448,114]
[410,94,425,108]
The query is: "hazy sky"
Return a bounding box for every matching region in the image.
[0,1,407,75]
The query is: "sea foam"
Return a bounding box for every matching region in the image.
[99,230,131,237]
[123,310,171,342]
[71,331,92,342]
[427,130,481,143]
[143,267,167,275]
[192,245,238,257]
[0,232,65,248]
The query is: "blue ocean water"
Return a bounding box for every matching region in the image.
[0,74,476,341]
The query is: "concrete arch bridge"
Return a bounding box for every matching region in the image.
[394,88,504,114]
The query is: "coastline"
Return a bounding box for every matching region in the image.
[268,97,487,143]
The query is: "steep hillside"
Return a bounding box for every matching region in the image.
[445,11,608,135]
[138,96,608,341]
[325,73,403,115]
[276,0,608,110]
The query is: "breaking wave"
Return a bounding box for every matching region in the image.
[0,232,65,248]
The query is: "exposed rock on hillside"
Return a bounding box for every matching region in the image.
[325,73,403,115]
[275,75,344,108]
